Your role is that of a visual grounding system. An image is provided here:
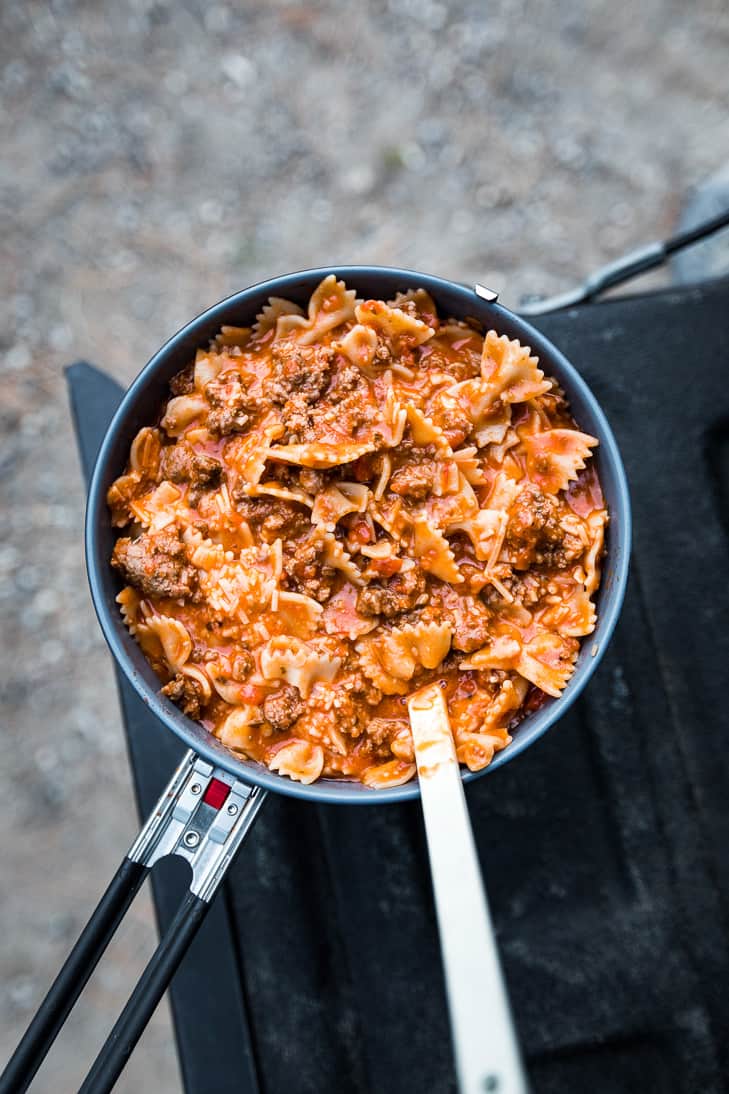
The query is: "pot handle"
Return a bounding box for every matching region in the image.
[0,751,266,1094]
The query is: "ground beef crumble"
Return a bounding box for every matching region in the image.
[356,568,428,618]
[159,443,222,490]
[340,665,383,708]
[388,460,435,500]
[269,342,381,443]
[263,684,304,731]
[312,682,375,740]
[205,372,257,435]
[169,364,194,396]
[434,589,491,652]
[488,569,551,607]
[436,402,472,447]
[230,650,254,680]
[420,343,479,383]
[269,342,334,441]
[505,483,564,569]
[270,341,334,403]
[112,527,198,600]
[282,529,337,602]
[230,493,311,541]
[161,672,204,719]
[274,464,327,495]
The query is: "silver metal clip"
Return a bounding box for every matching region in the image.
[127,750,266,903]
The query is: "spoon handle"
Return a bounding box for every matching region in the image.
[408,685,529,1094]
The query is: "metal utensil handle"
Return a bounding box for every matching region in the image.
[0,750,266,1094]
[423,780,528,1093]
[420,773,528,1093]
[409,688,529,1094]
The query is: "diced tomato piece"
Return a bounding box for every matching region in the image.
[351,520,372,544]
[371,557,402,577]
[239,683,267,705]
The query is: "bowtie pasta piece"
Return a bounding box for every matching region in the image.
[260,635,341,698]
[523,429,599,494]
[269,740,326,784]
[355,299,435,346]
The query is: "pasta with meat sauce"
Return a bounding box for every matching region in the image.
[108,276,607,788]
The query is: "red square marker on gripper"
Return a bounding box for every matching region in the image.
[203,777,231,810]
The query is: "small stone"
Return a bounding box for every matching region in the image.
[6,345,31,371]
[221,54,256,89]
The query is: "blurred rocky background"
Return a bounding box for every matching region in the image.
[1,0,728,1089]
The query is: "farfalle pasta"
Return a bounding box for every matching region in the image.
[108,278,608,787]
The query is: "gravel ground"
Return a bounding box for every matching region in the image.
[1,1,728,1090]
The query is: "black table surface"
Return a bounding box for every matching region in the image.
[67,274,729,1094]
